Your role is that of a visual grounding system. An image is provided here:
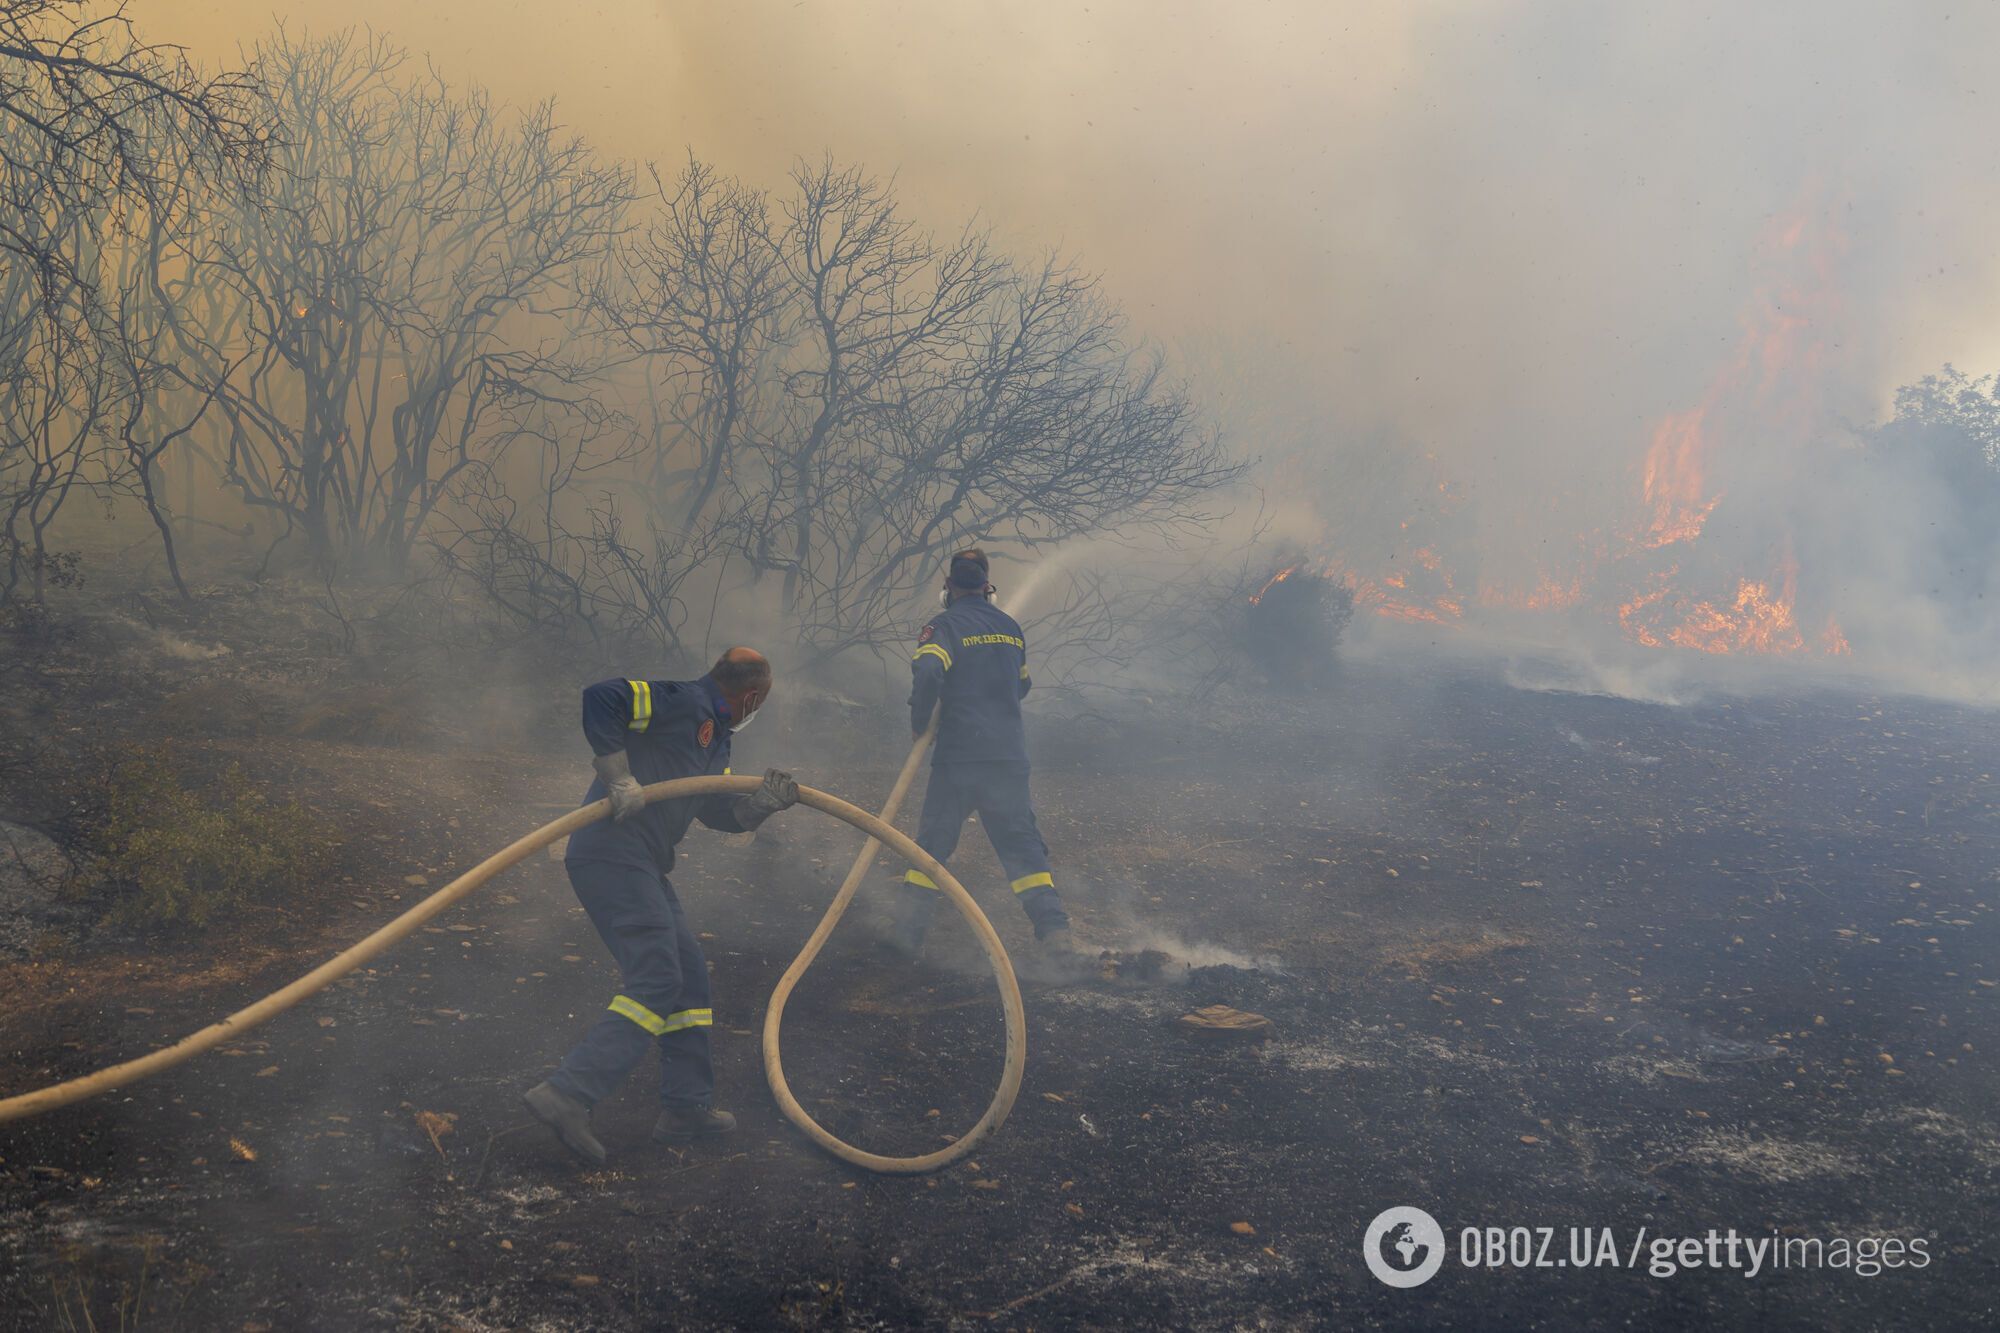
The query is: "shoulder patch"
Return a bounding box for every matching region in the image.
[697,718,716,749]
[918,623,935,645]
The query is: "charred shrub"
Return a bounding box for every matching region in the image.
[77,749,331,930]
[1245,568,1355,687]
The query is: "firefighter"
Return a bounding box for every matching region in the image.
[524,647,799,1166]
[892,549,1078,957]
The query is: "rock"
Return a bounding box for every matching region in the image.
[0,821,71,956]
[1175,1004,1273,1042]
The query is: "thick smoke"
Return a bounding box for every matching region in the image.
[160,1,2000,693]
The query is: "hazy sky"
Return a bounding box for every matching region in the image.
[153,2,2000,576]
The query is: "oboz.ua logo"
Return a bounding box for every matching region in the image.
[1364,1206,1446,1288]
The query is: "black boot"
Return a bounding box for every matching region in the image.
[653,1105,737,1141]
[1033,909,1079,951]
[523,1080,606,1166]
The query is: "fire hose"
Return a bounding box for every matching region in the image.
[0,747,1028,1175]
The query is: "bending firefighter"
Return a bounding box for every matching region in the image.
[525,648,799,1166]
[893,549,1080,958]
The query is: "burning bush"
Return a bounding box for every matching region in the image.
[75,749,331,930]
[1245,567,1355,686]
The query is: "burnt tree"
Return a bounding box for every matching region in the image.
[184,31,628,576]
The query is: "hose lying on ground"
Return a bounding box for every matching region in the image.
[763,728,973,1172]
[0,773,1027,1175]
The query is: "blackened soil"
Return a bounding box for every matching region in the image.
[2,658,1998,1329]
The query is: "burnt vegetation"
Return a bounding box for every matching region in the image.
[6,8,2000,1332]
[0,18,1241,681]
[1245,566,1355,688]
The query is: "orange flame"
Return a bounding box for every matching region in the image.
[1666,578,1805,655]
[1265,204,1852,660]
[1248,565,1298,605]
[1641,407,1722,548]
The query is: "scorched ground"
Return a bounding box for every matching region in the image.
[1,651,1997,1329]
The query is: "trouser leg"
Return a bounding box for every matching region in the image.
[550,861,713,1108]
[898,763,975,942]
[976,761,1069,937]
[655,897,715,1109]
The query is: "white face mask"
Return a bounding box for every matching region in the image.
[729,706,758,734]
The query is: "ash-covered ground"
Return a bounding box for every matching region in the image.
[1,614,1997,1329]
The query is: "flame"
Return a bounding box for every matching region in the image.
[1641,407,1722,548]
[1252,554,1465,626]
[1247,565,1297,605]
[1616,577,1670,648]
[1264,203,1853,660]
[1480,567,1589,613]
[1616,548,1829,656]
[1666,577,1805,655]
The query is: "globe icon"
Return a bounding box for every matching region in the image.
[1383,1220,1431,1272]
[1363,1207,1446,1288]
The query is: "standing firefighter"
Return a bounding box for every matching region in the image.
[893,549,1078,957]
[524,648,799,1166]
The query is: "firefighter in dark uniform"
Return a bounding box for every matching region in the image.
[524,647,799,1166]
[892,549,1078,956]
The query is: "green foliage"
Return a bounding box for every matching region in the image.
[1891,363,2000,466]
[82,749,329,930]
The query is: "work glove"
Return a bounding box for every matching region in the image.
[731,767,799,831]
[592,750,646,823]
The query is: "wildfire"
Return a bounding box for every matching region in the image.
[1668,578,1805,655]
[1248,557,1464,626]
[1479,568,1589,613]
[1262,204,1854,660]
[1248,565,1297,605]
[1641,407,1722,548]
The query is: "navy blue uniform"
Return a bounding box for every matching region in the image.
[551,676,743,1111]
[910,595,1032,763]
[902,596,1069,938]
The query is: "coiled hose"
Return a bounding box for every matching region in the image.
[0,766,1027,1174]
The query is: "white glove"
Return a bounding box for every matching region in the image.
[592,751,646,822]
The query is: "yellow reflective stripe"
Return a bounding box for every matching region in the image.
[914,643,953,670]
[904,868,940,891]
[628,680,653,733]
[609,996,712,1034]
[723,767,732,776]
[609,993,669,1035]
[1019,664,1030,680]
[1010,871,1054,894]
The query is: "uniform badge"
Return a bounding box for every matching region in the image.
[698,719,716,749]
[918,624,935,645]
